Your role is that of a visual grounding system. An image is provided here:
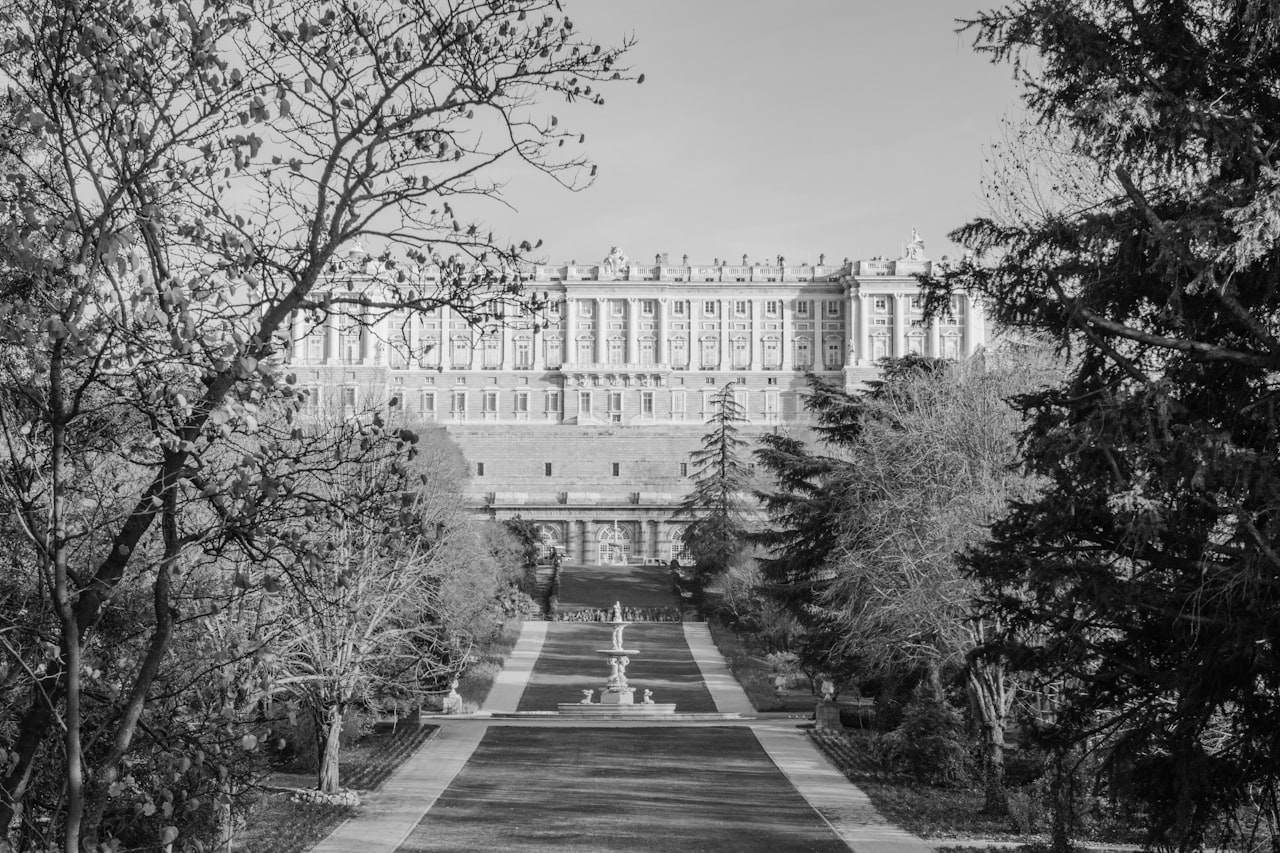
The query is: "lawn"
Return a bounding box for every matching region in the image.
[556,563,678,610]
[515,623,717,712]
[396,727,851,853]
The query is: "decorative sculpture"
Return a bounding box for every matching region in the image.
[903,228,926,261]
[599,246,629,280]
[643,689,654,705]
[581,689,595,704]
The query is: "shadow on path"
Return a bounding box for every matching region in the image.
[396,727,849,853]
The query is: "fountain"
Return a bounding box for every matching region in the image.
[557,601,677,717]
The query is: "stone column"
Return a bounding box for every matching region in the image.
[845,289,858,366]
[595,298,607,364]
[858,294,871,366]
[566,521,578,567]
[290,312,304,362]
[563,298,576,366]
[893,294,907,358]
[749,300,760,369]
[965,295,986,353]
[928,318,942,358]
[780,301,792,371]
[324,310,339,364]
[656,298,667,365]
[636,520,646,561]
[719,301,730,370]
[626,298,639,365]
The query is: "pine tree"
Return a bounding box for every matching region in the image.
[926,3,1280,848]
[675,384,754,585]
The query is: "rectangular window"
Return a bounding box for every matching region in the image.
[608,391,623,424]
[544,462,553,476]
[680,462,688,477]
[909,296,922,310]
[612,462,620,477]
[483,390,499,413]
[341,386,357,408]
[703,301,717,316]
[514,391,529,413]
[734,300,748,316]
[796,301,810,317]
[765,301,779,317]
[642,300,655,316]
[874,297,888,312]
[306,334,324,362]
[422,391,437,419]
[673,301,686,316]
[610,300,624,316]
[641,390,654,416]
[476,462,485,476]
[671,390,686,416]
[451,391,467,414]
[579,390,592,415]
[546,390,561,413]
[825,300,840,316]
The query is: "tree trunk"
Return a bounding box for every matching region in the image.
[316,706,343,794]
[965,664,1012,817]
[1048,747,1076,853]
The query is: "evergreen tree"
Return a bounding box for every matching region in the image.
[675,384,754,585]
[927,2,1280,848]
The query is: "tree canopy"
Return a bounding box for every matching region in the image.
[926,1,1280,847]
[0,1,632,849]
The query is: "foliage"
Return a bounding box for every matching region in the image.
[675,384,756,587]
[0,0,632,846]
[877,682,972,788]
[922,2,1280,849]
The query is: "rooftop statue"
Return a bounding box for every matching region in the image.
[599,246,629,280]
[903,229,926,262]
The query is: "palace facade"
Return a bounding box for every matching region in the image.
[287,241,985,566]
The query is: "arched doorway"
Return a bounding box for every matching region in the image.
[534,523,562,563]
[598,524,632,565]
[668,525,687,564]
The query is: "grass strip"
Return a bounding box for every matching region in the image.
[556,564,678,610]
[397,727,850,853]
[515,623,717,712]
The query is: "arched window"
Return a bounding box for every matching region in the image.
[762,336,780,369]
[514,336,532,369]
[544,337,563,369]
[639,336,656,365]
[670,337,689,369]
[668,526,687,563]
[823,336,843,370]
[534,524,562,562]
[794,337,813,370]
[483,334,502,369]
[598,524,632,565]
[450,335,471,369]
[700,336,719,370]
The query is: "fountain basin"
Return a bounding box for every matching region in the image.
[555,702,678,718]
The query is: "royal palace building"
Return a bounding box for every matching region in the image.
[287,237,986,566]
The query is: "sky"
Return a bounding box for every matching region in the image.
[475,1,1024,268]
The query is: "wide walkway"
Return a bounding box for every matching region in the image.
[308,567,934,853]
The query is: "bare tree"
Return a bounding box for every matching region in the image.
[823,352,1060,814]
[0,1,632,849]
